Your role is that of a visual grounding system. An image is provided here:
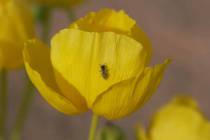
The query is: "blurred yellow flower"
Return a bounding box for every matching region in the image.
[23,9,169,119]
[137,96,210,140]
[0,0,35,69]
[136,125,148,140]
[27,0,84,7]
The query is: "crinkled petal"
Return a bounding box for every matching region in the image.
[70,9,152,62]
[23,39,87,115]
[51,28,147,107]
[92,60,170,120]
[70,9,136,33]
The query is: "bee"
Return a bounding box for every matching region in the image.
[100,64,109,79]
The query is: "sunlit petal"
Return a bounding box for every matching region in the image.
[51,28,147,107]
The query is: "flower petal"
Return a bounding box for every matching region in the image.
[134,59,171,109]
[23,39,87,115]
[0,1,35,69]
[70,9,152,62]
[51,28,147,107]
[149,96,210,140]
[0,40,23,69]
[0,1,34,44]
[70,9,136,33]
[92,78,137,119]
[92,60,170,120]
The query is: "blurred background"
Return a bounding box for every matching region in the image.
[7,0,210,139]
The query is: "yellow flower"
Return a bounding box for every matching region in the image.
[137,96,210,140]
[27,0,84,7]
[0,0,35,69]
[136,125,148,140]
[23,9,169,119]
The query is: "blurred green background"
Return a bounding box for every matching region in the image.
[7,0,210,139]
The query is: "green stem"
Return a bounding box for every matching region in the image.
[9,6,52,140]
[40,7,51,42]
[34,6,51,42]
[67,8,76,22]
[10,6,52,140]
[88,114,99,140]
[0,69,7,140]
[10,77,34,140]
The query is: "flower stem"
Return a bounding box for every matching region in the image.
[40,7,51,42]
[34,6,51,42]
[10,6,51,140]
[88,114,99,140]
[66,8,76,22]
[10,76,34,140]
[0,69,7,140]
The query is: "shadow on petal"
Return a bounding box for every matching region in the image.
[23,39,88,115]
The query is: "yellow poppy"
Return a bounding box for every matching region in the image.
[137,96,210,140]
[23,9,169,119]
[0,0,35,69]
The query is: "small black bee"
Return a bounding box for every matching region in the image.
[100,64,109,79]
